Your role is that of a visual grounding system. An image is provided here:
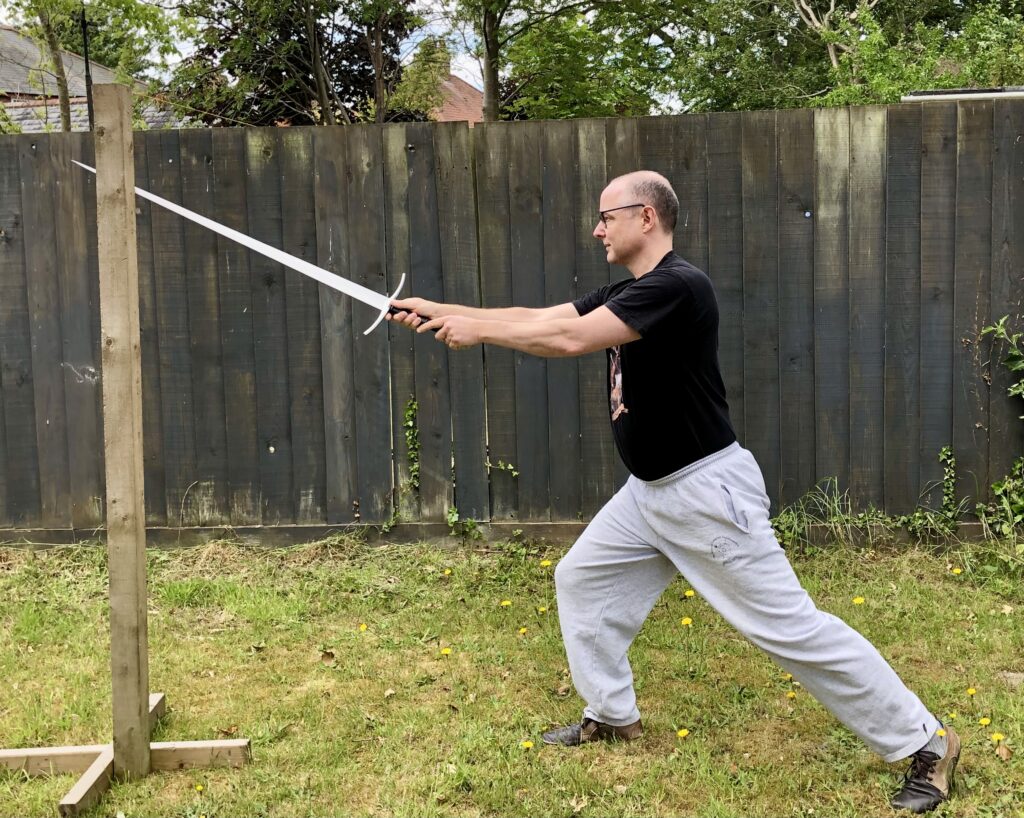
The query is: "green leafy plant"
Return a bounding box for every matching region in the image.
[404,398,420,491]
[446,505,482,542]
[485,459,520,478]
[982,315,1024,419]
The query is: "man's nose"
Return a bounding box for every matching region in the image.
[593,221,605,238]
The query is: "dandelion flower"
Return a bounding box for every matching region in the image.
[783,673,794,681]
[680,617,693,627]
[684,589,695,598]
[359,623,368,632]
[947,712,958,720]
[195,784,204,793]
[521,740,534,749]
[500,600,512,607]
[540,560,552,567]
[444,568,452,576]
[440,647,452,656]
[786,691,797,699]
[519,627,528,635]
[852,596,865,605]
[991,733,1005,743]
[936,729,946,737]
[967,688,977,696]
[537,606,548,614]
[979,717,991,726]
[676,728,689,738]
[951,567,962,575]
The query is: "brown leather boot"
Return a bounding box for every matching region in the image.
[891,724,961,813]
[541,717,643,746]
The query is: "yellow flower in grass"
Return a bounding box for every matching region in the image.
[194,784,204,793]
[684,589,695,598]
[852,596,865,605]
[936,729,946,737]
[500,600,512,607]
[947,712,958,720]
[786,691,797,699]
[782,673,794,681]
[967,687,977,696]
[676,728,689,738]
[680,617,693,627]
[537,606,548,614]
[521,740,534,749]
[359,623,368,632]
[540,559,552,567]
[979,717,991,726]
[951,567,962,575]
[991,733,1005,743]
[519,627,528,635]
[440,647,452,656]
[444,568,452,576]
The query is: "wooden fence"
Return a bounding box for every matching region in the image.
[0,102,1022,534]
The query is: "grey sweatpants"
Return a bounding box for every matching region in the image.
[555,442,939,762]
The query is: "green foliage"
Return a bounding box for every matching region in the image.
[982,315,1024,419]
[976,458,1024,544]
[446,505,483,541]
[403,397,420,491]
[485,458,519,478]
[387,36,451,120]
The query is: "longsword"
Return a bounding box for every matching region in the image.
[73,160,405,335]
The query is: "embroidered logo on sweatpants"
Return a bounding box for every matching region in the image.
[711,536,740,566]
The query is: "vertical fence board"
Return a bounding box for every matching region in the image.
[848,107,887,510]
[510,122,550,520]
[384,124,420,523]
[436,123,489,521]
[51,134,104,528]
[741,111,781,507]
[919,103,958,506]
[952,102,993,505]
[543,121,581,520]
[777,109,816,507]
[405,122,452,522]
[315,128,358,524]
[148,129,197,526]
[990,101,1024,486]
[346,126,393,524]
[885,105,923,514]
[280,128,326,524]
[245,130,294,524]
[134,133,167,525]
[576,120,615,517]
[814,107,851,497]
[0,137,39,525]
[211,128,260,525]
[180,129,229,525]
[20,134,71,527]
[706,113,745,446]
[475,122,518,520]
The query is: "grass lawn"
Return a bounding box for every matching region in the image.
[0,536,1022,817]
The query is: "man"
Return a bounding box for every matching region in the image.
[387,170,958,813]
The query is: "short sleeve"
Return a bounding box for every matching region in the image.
[573,284,611,317]
[604,270,692,336]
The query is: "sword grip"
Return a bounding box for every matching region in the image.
[387,306,438,333]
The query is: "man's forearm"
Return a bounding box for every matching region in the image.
[429,304,550,322]
[476,318,583,358]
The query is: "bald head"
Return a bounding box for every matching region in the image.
[608,171,679,234]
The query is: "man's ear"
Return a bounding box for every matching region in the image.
[641,206,657,234]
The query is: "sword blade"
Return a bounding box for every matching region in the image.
[73,160,392,313]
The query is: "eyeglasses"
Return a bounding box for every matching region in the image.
[598,203,647,225]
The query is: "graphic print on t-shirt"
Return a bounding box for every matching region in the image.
[610,345,628,420]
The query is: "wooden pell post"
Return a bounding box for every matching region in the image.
[94,83,150,778]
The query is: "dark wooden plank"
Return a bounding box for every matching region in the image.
[952,101,992,505]
[244,129,293,525]
[474,121,518,520]
[279,127,326,524]
[404,122,452,522]
[989,100,1024,487]
[605,117,638,490]
[148,129,199,526]
[435,122,489,521]
[211,127,260,525]
[383,124,420,523]
[848,106,887,510]
[509,121,550,520]
[0,136,40,526]
[133,132,167,525]
[314,127,358,524]
[541,120,581,521]
[706,112,745,448]
[179,128,229,525]
[52,134,104,529]
[919,102,958,507]
[639,114,709,271]
[777,108,816,506]
[741,110,781,509]
[884,104,923,514]
[345,124,392,525]
[19,133,71,527]
[813,107,850,498]
[575,119,616,517]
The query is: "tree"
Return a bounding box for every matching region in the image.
[387,36,451,120]
[167,0,425,126]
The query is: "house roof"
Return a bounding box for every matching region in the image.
[436,74,483,124]
[0,25,122,98]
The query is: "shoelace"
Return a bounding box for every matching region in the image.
[905,750,940,785]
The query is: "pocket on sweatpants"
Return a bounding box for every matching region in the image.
[719,483,751,534]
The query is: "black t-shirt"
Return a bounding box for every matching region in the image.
[573,251,736,481]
